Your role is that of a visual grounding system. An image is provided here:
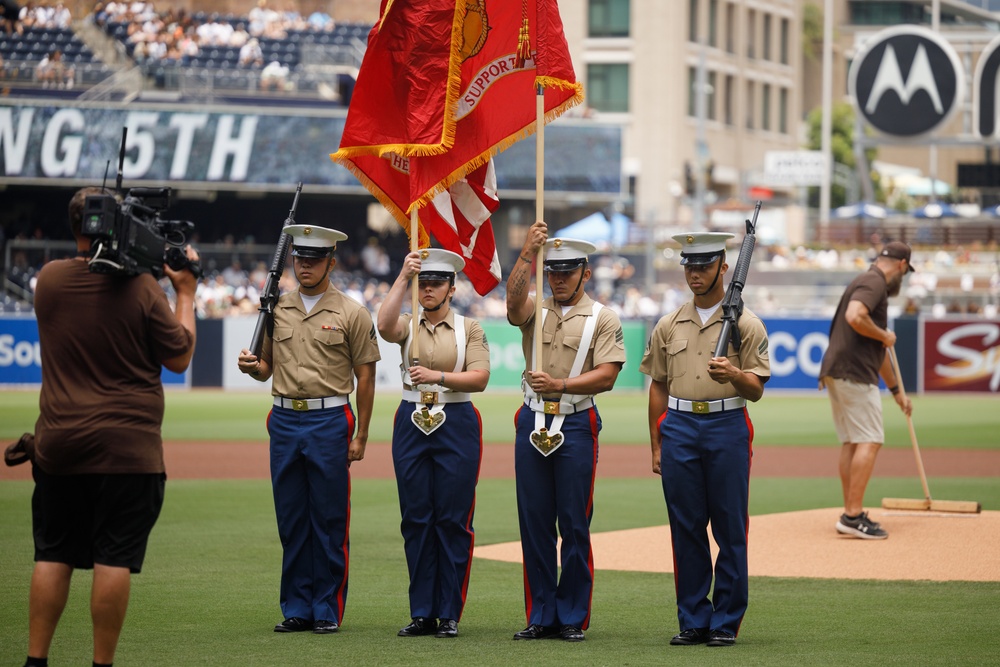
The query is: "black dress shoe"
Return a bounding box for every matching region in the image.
[435,619,458,638]
[398,617,438,637]
[670,628,710,645]
[707,629,736,646]
[512,624,560,640]
[274,617,311,633]
[560,625,585,642]
[313,620,339,634]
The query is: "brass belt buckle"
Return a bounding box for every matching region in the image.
[543,401,559,415]
[692,401,710,414]
[291,399,308,411]
[420,391,438,405]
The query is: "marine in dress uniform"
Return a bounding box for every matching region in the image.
[376,249,491,639]
[237,224,380,635]
[505,221,626,642]
[640,232,770,647]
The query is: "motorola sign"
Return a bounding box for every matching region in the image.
[849,26,964,137]
[974,34,1000,139]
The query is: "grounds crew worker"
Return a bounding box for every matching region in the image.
[819,240,913,540]
[238,224,379,635]
[377,248,490,639]
[505,220,625,642]
[640,232,770,648]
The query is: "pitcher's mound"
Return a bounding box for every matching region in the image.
[474,508,999,582]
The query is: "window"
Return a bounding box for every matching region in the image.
[747,9,756,58]
[708,0,718,47]
[745,80,755,129]
[725,2,735,53]
[780,17,789,64]
[687,66,697,117]
[779,87,788,134]
[687,67,715,120]
[763,13,771,61]
[689,0,698,43]
[850,2,925,25]
[587,63,630,113]
[707,71,717,121]
[724,74,734,125]
[588,0,630,38]
[762,83,771,131]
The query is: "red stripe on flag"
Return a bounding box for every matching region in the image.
[421,160,501,295]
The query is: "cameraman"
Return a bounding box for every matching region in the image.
[22,186,198,667]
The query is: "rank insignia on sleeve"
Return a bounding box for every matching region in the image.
[758,337,769,357]
[615,327,624,344]
[369,325,377,340]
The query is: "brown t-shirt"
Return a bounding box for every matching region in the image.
[33,259,194,474]
[819,266,888,386]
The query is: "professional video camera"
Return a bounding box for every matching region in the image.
[81,128,201,279]
[82,187,198,278]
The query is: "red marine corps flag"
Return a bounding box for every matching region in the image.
[331,0,582,295]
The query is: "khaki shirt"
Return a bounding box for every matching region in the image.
[517,294,626,380]
[640,301,770,400]
[263,287,380,398]
[398,310,491,391]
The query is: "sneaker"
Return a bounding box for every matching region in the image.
[836,511,888,540]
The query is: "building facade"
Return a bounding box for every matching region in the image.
[559,0,803,238]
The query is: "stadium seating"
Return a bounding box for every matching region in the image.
[93,8,370,102]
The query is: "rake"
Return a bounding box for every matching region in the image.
[881,346,981,514]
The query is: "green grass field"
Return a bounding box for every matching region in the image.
[2,388,998,448]
[1,389,998,665]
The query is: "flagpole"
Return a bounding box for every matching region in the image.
[410,206,420,365]
[534,83,545,365]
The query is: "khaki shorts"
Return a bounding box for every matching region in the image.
[822,376,883,445]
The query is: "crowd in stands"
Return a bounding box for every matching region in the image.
[4,221,999,318]
[93,0,335,69]
[35,45,73,86]
[2,1,73,35]
[0,1,100,86]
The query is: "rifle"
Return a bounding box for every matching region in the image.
[249,183,302,358]
[713,200,761,358]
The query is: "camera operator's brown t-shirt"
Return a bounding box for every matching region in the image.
[32,259,193,475]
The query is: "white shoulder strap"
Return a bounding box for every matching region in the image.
[525,302,603,402]
[452,315,467,373]
[563,302,603,403]
[400,313,467,387]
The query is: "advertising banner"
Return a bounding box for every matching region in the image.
[0,101,621,195]
[922,319,1000,393]
[219,317,647,392]
[0,317,188,387]
[761,317,830,390]
[478,320,647,391]
[6,315,951,394]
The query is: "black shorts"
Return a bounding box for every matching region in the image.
[31,466,166,573]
